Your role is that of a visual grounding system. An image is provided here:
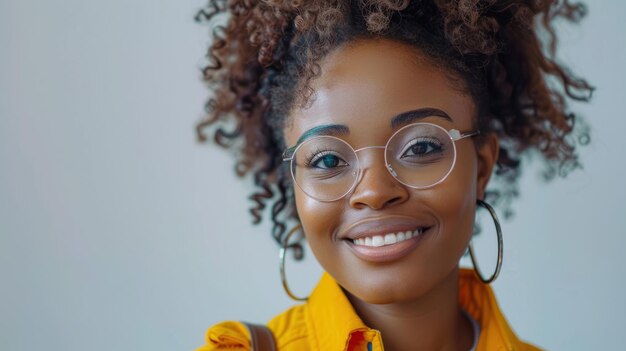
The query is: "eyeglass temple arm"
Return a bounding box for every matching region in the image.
[282,146,296,162]
[450,129,480,141]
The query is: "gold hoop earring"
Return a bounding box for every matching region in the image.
[468,199,503,284]
[279,224,309,301]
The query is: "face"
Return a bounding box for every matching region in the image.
[284,39,498,304]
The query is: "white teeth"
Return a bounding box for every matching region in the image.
[372,236,384,247]
[384,233,397,245]
[352,228,424,247]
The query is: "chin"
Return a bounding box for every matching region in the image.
[338,266,438,304]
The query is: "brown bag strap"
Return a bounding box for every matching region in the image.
[242,322,277,351]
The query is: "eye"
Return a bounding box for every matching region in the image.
[308,151,349,169]
[400,138,443,158]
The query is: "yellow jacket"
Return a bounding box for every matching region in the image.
[196,268,541,350]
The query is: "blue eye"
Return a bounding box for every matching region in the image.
[318,155,339,168]
[308,151,348,169]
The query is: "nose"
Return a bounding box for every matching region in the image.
[349,148,409,210]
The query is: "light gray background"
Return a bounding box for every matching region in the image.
[1,0,625,350]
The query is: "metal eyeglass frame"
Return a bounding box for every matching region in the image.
[282,122,480,202]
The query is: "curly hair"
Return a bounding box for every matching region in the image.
[194,0,593,255]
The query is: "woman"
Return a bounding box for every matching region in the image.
[194,1,592,350]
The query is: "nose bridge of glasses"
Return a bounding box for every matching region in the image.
[352,145,397,179]
[353,145,386,153]
[353,145,387,168]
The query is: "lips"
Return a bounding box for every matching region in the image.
[338,215,434,263]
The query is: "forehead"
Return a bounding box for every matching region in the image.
[284,39,476,146]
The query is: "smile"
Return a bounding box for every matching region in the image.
[338,215,434,263]
[352,228,423,247]
[344,226,431,263]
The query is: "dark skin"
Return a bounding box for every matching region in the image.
[284,39,499,351]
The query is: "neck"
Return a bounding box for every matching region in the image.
[345,267,474,351]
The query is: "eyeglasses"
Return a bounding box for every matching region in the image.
[282,122,480,202]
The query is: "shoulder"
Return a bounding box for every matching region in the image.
[194,321,251,351]
[267,303,310,350]
[195,304,310,351]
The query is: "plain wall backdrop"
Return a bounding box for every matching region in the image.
[1,0,625,350]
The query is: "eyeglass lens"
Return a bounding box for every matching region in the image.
[291,123,456,201]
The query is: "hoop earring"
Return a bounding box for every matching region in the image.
[279,224,309,301]
[468,199,503,284]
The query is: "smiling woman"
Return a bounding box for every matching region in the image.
[193,1,592,350]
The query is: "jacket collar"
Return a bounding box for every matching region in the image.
[305,271,369,351]
[305,268,525,351]
[457,268,523,350]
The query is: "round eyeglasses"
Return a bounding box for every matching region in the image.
[282,122,480,202]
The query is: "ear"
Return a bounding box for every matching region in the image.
[475,132,499,200]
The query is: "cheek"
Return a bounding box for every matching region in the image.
[428,147,478,252]
[294,189,344,265]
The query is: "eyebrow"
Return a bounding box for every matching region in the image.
[291,107,453,147]
[390,107,452,129]
[294,124,350,146]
